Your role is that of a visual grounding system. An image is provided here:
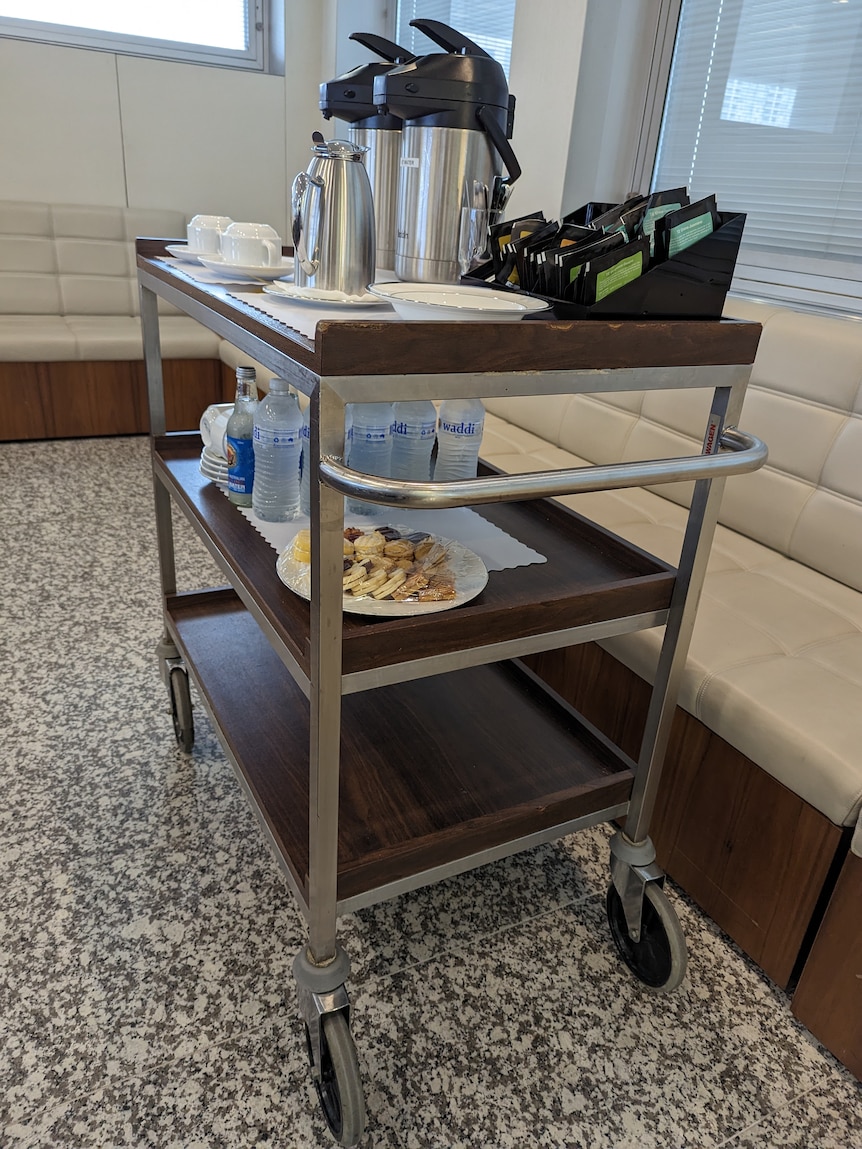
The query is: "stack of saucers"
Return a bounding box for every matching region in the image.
[200,445,229,487]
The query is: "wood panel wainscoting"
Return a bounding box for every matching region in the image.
[0,359,232,440]
[522,643,844,990]
[792,849,862,1080]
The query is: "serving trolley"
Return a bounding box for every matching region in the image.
[137,240,765,1146]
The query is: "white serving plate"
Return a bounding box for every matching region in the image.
[366,281,550,321]
[198,254,294,281]
[263,282,386,307]
[276,529,488,617]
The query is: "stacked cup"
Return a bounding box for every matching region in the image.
[186,214,233,257]
[220,222,284,268]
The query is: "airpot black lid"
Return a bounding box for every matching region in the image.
[374,18,513,135]
[320,32,413,129]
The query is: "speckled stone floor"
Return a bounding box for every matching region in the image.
[1,435,860,1149]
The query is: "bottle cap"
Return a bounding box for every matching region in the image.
[236,366,256,380]
[268,377,290,392]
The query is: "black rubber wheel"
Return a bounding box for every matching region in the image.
[306,1011,366,1147]
[168,665,194,753]
[606,880,687,992]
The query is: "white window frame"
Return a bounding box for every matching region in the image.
[631,0,862,316]
[0,0,268,71]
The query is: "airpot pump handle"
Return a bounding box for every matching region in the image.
[476,104,521,185]
[348,31,414,64]
[408,18,491,58]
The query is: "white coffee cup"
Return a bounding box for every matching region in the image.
[200,403,233,457]
[187,214,233,254]
[221,222,283,267]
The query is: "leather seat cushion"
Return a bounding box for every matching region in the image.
[480,411,862,829]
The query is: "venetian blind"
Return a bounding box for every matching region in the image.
[653,0,862,311]
[394,0,516,78]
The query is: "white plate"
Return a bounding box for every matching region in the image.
[366,281,550,321]
[263,282,387,307]
[165,244,208,263]
[202,444,228,465]
[276,529,488,617]
[198,254,295,281]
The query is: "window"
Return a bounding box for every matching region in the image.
[0,0,265,70]
[651,0,862,313]
[394,0,516,78]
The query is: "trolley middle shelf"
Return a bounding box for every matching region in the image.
[166,590,634,914]
[154,432,677,691]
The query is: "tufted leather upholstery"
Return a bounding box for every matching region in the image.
[0,201,221,360]
[481,298,862,829]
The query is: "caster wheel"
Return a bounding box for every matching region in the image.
[306,1011,366,1147]
[607,880,687,992]
[168,665,194,753]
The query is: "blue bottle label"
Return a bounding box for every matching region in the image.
[226,435,254,494]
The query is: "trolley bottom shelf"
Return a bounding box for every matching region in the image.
[166,589,634,911]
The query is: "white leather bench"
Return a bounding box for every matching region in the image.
[0,200,224,438]
[479,297,862,992]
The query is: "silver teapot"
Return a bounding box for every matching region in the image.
[291,134,376,296]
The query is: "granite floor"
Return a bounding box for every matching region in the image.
[1,435,860,1149]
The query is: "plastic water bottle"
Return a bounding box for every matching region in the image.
[433,398,485,481]
[346,402,393,514]
[390,400,437,481]
[299,401,311,516]
[251,378,303,521]
[226,365,258,506]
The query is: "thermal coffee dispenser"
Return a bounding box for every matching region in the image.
[320,33,414,272]
[374,18,521,283]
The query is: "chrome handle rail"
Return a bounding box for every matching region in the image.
[319,427,767,511]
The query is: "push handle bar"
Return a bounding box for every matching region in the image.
[319,428,767,511]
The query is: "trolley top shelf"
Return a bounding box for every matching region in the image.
[136,240,761,386]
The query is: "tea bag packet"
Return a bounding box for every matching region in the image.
[579,236,650,306]
[589,195,648,240]
[548,231,626,300]
[640,187,690,257]
[562,202,617,227]
[495,218,558,286]
[653,194,719,261]
[489,212,546,277]
[514,220,567,290]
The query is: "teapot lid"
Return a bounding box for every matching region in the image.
[310,133,368,159]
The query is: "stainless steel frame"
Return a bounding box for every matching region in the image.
[137,258,766,985]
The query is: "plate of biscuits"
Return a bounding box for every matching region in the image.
[276,524,488,616]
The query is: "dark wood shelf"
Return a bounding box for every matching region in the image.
[168,590,633,903]
[137,240,761,380]
[155,434,676,681]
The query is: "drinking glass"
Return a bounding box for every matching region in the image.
[458,206,491,279]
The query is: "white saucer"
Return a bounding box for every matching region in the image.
[263,282,386,306]
[165,244,209,263]
[198,254,294,281]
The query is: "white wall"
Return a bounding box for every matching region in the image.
[507,0,589,221]
[562,0,664,212]
[0,21,314,235]
[0,1,646,237]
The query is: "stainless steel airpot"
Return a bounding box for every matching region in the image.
[320,33,414,272]
[374,18,521,283]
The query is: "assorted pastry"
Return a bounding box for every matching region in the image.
[289,526,458,602]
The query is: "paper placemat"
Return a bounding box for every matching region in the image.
[228,290,400,340]
[233,500,546,573]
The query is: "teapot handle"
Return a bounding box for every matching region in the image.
[291,170,324,276]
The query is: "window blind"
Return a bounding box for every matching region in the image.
[395,0,515,77]
[653,0,862,311]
